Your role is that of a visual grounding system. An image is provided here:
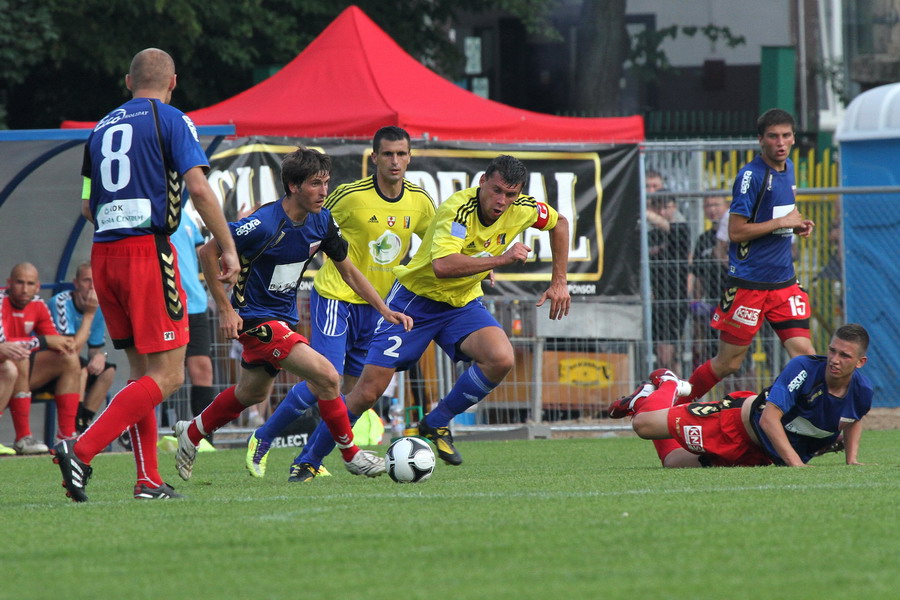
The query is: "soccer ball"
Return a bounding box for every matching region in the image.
[385,436,435,483]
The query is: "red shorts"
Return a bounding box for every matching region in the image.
[92,235,189,354]
[710,282,811,346]
[667,401,772,467]
[239,319,308,373]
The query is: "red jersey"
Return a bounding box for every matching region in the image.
[0,290,58,349]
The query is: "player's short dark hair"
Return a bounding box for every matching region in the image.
[484,155,527,188]
[373,126,410,154]
[835,323,869,355]
[281,147,332,195]
[757,108,795,136]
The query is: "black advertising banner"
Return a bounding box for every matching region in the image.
[202,137,640,298]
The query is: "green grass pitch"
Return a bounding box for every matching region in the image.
[2,431,899,600]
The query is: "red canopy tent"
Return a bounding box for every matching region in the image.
[63,5,643,143]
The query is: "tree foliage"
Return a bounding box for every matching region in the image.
[1,0,557,129]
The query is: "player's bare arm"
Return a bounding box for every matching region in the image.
[333,259,413,331]
[184,167,240,285]
[728,208,814,243]
[841,418,865,465]
[759,403,808,467]
[535,214,570,320]
[432,242,532,279]
[197,239,242,339]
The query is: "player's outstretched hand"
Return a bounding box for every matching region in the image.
[218,249,240,285]
[536,280,570,320]
[384,310,413,332]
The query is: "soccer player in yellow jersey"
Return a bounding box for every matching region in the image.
[248,127,436,481]
[351,154,570,465]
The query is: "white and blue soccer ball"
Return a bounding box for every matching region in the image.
[385,436,435,483]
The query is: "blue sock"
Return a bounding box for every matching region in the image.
[426,364,497,427]
[256,381,317,442]
[295,407,359,467]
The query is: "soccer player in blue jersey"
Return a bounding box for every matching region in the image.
[639,109,818,467]
[320,154,570,467]
[48,262,117,433]
[172,147,413,481]
[247,126,435,481]
[610,323,872,467]
[53,48,240,502]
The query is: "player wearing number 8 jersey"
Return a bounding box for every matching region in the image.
[53,48,239,502]
[667,109,818,469]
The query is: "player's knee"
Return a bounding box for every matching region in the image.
[307,365,340,399]
[0,360,16,380]
[631,414,654,439]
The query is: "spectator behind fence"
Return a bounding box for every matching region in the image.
[47,262,117,434]
[248,126,436,482]
[608,323,871,468]
[669,108,816,468]
[686,195,730,366]
[173,147,413,483]
[53,47,240,503]
[647,192,691,369]
[1,263,81,454]
[170,214,217,433]
[319,154,570,467]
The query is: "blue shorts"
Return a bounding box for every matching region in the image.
[365,283,501,371]
[310,288,382,377]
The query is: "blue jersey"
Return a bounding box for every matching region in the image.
[81,97,209,242]
[49,291,107,350]
[728,155,797,286]
[171,216,208,315]
[230,199,348,326]
[750,355,873,464]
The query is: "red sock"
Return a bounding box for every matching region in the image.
[318,397,358,462]
[652,439,683,465]
[130,411,162,487]
[75,376,162,464]
[55,393,80,440]
[632,380,680,414]
[686,360,721,402]
[9,394,32,439]
[188,386,244,445]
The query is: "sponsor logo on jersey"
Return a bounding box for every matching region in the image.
[683,425,705,453]
[369,230,403,265]
[235,218,261,236]
[182,115,200,142]
[387,216,396,227]
[733,305,760,326]
[368,215,379,223]
[788,369,808,392]
[740,170,752,195]
[404,216,411,229]
[95,108,127,131]
[163,331,175,341]
[498,233,506,245]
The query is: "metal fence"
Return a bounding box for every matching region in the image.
[162,138,884,438]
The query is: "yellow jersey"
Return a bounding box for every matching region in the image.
[394,186,559,307]
[314,176,435,303]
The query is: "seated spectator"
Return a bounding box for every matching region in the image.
[47,262,117,433]
[0,263,81,454]
[0,341,29,454]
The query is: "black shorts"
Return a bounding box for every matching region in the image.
[186,310,212,358]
